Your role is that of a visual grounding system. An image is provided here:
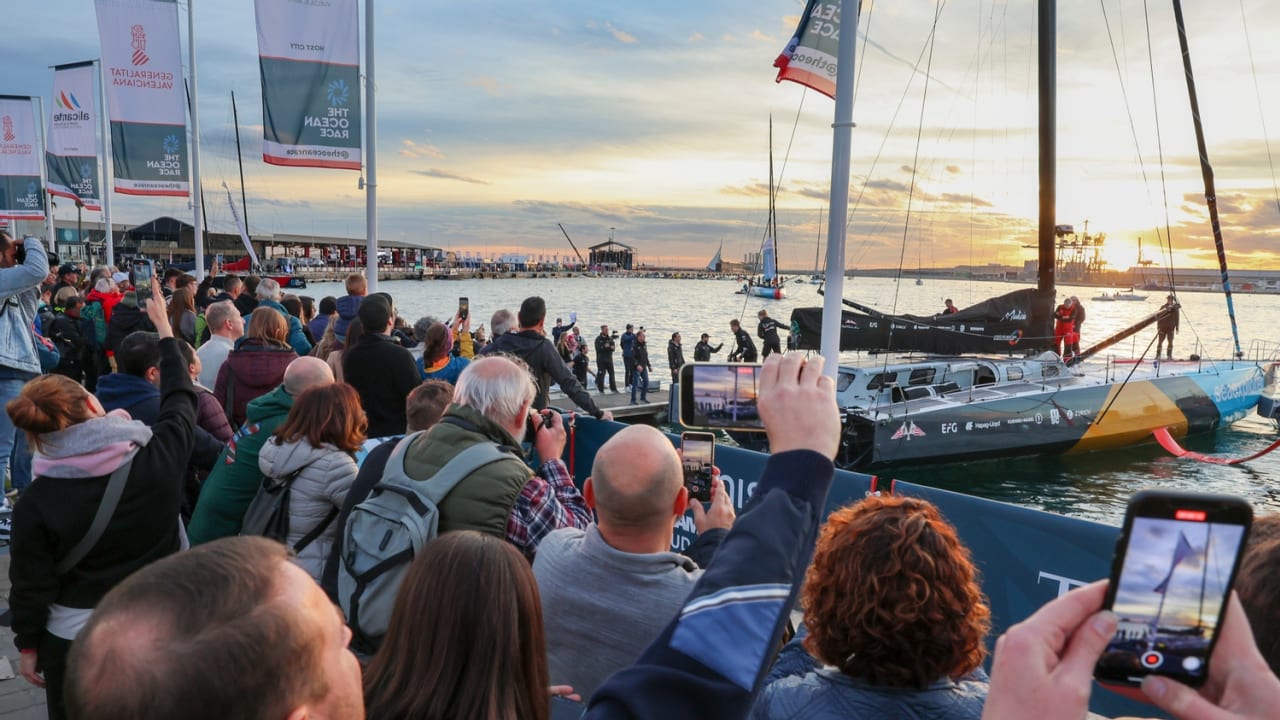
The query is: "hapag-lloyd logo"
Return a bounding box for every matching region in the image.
[1,116,14,143]
[131,24,150,66]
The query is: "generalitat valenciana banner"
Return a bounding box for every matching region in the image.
[46,62,103,211]
[94,0,189,196]
[0,96,47,221]
[774,0,841,99]
[255,0,362,170]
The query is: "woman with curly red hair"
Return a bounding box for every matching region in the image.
[752,495,991,719]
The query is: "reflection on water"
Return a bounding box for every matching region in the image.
[328,275,1280,526]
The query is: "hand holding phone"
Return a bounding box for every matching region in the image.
[1094,490,1252,688]
[458,296,469,321]
[680,432,715,501]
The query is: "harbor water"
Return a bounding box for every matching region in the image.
[320,274,1280,526]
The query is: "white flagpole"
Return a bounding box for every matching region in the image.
[98,59,114,269]
[36,97,55,254]
[364,0,378,293]
[188,0,205,278]
[820,0,859,380]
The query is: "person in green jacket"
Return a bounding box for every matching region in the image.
[186,356,334,544]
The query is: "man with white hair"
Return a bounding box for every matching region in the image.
[479,308,516,353]
[255,277,312,355]
[398,354,590,559]
[195,300,244,387]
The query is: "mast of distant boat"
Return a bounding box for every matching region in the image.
[232,91,251,245]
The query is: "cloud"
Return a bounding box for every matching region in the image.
[945,165,961,174]
[605,21,638,44]
[409,169,489,185]
[248,198,312,209]
[749,30,774,43]
[399,140,445,159]
[688,32,705,42]
[467,75,509,97]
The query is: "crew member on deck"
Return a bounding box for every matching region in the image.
[1156,294,1179,359]
[1053,296,1076,361]
[729,319,758,363]
[943,298,959,314]
[1069,296,1085,358]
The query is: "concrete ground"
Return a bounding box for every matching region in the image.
[0,554,48,720]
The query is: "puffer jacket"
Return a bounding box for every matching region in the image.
[213,339,296,428]
[257,437,357,581]
[0,236,48,376]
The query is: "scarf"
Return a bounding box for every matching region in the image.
[32,409,154,479]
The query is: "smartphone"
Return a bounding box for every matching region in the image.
[1094,490,1252,687]
[681,432,715,502]
[131,259,155,301]
[679,362,765,431]
[458,297,469,321]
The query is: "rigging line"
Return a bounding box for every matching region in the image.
[1093,331,1160,427]
[1099,1,1164,232]
[1141,0,1178,291]
[1237,0,1280,218]
[889,0,944,324]
[844,0,950,255]
[852,0,875,110]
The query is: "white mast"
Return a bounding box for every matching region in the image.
[364,0,378,292]
[188,0,204,278]
[820,0,859,379]
[98,59,114,269]
[36,97,55,254]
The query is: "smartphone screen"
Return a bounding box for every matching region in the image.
[132,260,154,300]
[458,297,469,320]
[1095,490,1252,687]
[681,432,715,502]
[679,362,765,431]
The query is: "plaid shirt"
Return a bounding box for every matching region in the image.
[506,458,591,559]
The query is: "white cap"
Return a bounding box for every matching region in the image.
[112,271,129,283]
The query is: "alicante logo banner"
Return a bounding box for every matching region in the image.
[0,97,46,221]
[775,0,842,99]
[46,64,103,211]
[255,0,362,170]
[94,0,190,197]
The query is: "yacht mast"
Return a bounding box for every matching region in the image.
[188,0,204,278]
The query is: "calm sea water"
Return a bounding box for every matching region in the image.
[310,274,1280,526]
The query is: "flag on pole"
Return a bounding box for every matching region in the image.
[1153,531,1197,595]
[774,0,842,99]
[222,181,261,268]
[94,0,190,197]
[255,0,362,170]
[46,63,103,211]
[0,96,46,221]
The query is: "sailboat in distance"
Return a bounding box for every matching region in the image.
[738,118,787,299]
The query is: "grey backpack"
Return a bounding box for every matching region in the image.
[337,433,519,650]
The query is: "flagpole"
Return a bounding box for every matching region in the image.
[364,0,378,293]
[819,0,859,380]
[35,97,55,255]
[188,0,205,279]
[98,59,114,270]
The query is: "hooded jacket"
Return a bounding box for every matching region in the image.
[9,337,195,651]
[334,294,362,339]
[187,384,296,544]
[213,338,296,429]
[95,371,224,472]
[84,288,121,323]
[342,332,421,438]
[0,236,48,377]
[480,329,603,418]
[257,438,357,581]
[103,297,156,354]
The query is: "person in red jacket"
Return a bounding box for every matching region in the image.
[1053,297,1076,360]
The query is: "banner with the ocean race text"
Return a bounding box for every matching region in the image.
[94,0,189,197]
[774,0,842,98]
[255,0,362,170]
[0,96,46,221]
[46,63,102,211]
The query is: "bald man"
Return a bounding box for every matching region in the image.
[532,424,735,698]
[187,356,335,544]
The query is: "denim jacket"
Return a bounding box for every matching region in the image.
[0,238,48,376]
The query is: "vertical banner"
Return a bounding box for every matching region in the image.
[46,63,103,211]
[255,0,362,170]
[774,0,841,99]
[94,0,190,196]
[0,96,46,221]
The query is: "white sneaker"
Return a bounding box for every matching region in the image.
[0,515,12,542]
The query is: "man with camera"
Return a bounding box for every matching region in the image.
[0,231,49,489]
[595,324,619,393]
[398,354,592,560]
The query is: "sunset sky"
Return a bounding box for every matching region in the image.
[4,0,1280,270]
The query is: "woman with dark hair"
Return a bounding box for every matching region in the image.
[214,306,296,428]
[166,287,197,345]
[6,278,192,720]
[326,317,361,383]
[417,320,470,384]
[174,339,234,444]
[364,530,566,720]
[752,495,991,719]
[257,383,366,582]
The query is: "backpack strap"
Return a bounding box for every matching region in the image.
[378,434,521,507]
[293,505,340,554]
[57,458,134,575]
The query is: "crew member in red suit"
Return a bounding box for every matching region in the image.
[1053,296,1076,360]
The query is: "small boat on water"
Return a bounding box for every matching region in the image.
[1094,290,1148,302]
[736,119,787,300]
